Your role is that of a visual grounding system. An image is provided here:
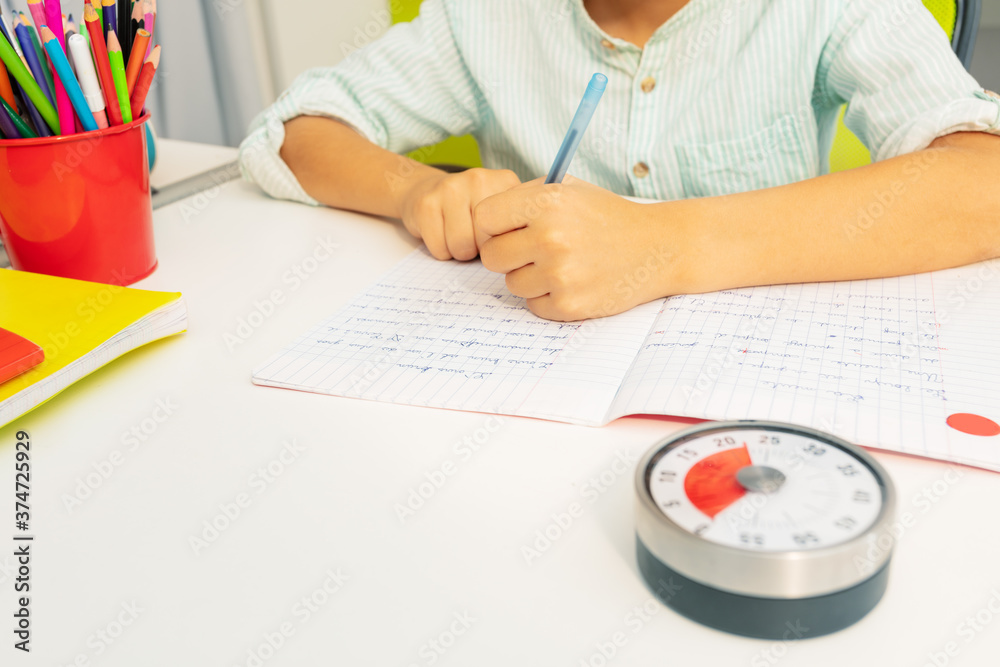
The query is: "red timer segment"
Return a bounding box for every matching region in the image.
[683,445,752,519]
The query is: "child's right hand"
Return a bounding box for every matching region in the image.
[396,168,521,261]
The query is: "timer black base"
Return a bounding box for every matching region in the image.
[636,537,890,639]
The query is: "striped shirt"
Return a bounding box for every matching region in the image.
[239,0,1000,205]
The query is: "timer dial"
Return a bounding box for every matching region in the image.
[635,421,896,639]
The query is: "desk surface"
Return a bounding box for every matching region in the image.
[1,143,998,667]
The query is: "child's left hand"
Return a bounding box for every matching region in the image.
[473,177,685,321]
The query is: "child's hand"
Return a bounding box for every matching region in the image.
[473,177,684,321]
[396,168,522,261]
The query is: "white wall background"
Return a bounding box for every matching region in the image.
[972,0,1000,93]
[259,0,388,93]
[982,0,1000,26]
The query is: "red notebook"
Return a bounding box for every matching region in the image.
[0,328,44,385]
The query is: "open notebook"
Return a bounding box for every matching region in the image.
[254,249,1000,471]
[0,269,188,428]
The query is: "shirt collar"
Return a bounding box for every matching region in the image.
[569,0,716,50]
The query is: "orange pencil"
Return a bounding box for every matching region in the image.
[129,44,157,119]
[125,28,148,94]
[0,58,16,113]
[83,3,122,126]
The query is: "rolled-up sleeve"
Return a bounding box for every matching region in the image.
[239,0,487,205]
[816,0,1000,163]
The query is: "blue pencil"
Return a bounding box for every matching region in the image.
[12,16,52,106]
[545,73,608,184]
[40,26,97,132]
[0,17,48,136]
[102,0,116,40]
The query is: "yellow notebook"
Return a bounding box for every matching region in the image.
[0,269,188,428]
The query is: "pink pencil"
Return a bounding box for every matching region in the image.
[144,0,155,57]
[26,1,46,39]
[44,0,75,134]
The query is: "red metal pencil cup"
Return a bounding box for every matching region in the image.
[0,113,157,286]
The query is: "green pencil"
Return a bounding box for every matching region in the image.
[0,26,58,134]
[0,95,39,138]
[107,28,131,123]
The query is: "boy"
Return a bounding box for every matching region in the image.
[240,0,1000,321]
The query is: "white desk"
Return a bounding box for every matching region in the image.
[1,142,998,667]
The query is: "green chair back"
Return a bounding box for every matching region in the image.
[830,0,976,171]
[391,0,483,169]
[391,0,978,174]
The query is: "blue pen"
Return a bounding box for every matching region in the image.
[545,73,608,184]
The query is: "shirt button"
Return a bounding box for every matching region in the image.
[600,38,615,50]
[633,162,650,178]
[640,77,656,93]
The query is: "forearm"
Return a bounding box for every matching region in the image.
[669,132,1000,294]
[279,115,444,218]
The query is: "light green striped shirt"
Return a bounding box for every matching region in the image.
[240,0,1000,204]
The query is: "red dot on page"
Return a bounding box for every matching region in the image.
[946,413,1000,437]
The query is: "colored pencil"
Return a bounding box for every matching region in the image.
[121,0,130,57]
[129,43,157,119]
[40,26,97,132]
[0,53,15,112]
[7,76,51,138]
[26,1,46,46]
[12,16,52,107]
[91,0,103,27]
[120,0,132,61]
[19,13,54,102]
[84,4,121,126]
[67,33,107,129]
[0,20,45,135]
[127,0,143,63]
[44,0,74,135]
[0,84,17,138]
[65,14,77,40]
[23,6,48,64]
[144,0,154,58]
[0,8,21,59]
[107,29,130,123]
[125,28,148,94]
[0,23,57,133]
[102,0,116,41]
[0,95,37,138]
[25,87,53,136]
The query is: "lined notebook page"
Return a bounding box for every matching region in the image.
[253,249,660,425]
[611,260,1000,470]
